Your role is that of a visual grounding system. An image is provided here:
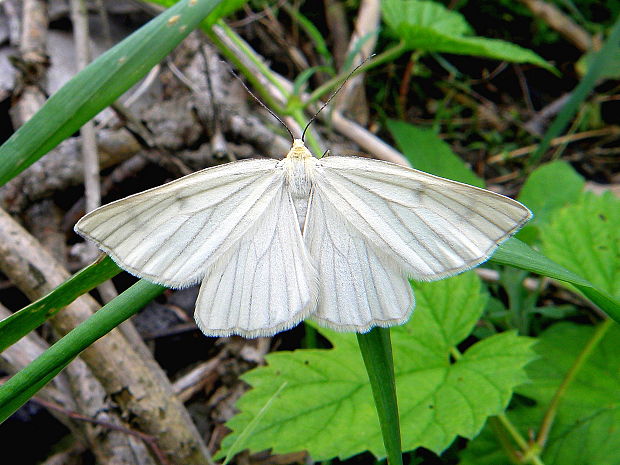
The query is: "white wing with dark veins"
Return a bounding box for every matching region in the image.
[303,155,530,331]
[75,159,283,288]
[311,156,531,282]
[304,189,413,331]
[195,187,318,337]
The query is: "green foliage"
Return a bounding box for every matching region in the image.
[147,0,248,27]
[357,329,402,465]
[541,191,620,298]
[460,322,620,465]
[219,273,536,460]
[0,280,166,423]
[0,0,226,186]
[492,239,620,323]
[517,161,585,242]
[386,119,484,187]
[381,0,552,70]
[0,257,121,352]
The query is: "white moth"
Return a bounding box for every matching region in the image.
[75,139,531,337]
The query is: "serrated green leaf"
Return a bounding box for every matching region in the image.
[517,161,585,242]
[460,322,620,465]
[386,119,484,187]
[219,273,536,460]
[491,238,620,322]
[381,0,552,70]
[541,191,620,298]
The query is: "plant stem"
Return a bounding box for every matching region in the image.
[357,328,403,465]
[207,25,286,115]
[306,41,407,106]
[535,318,613,448]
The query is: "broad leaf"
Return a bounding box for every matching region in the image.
[460,322,620,465]
[386,120,484,187]
[541,191,620,299]
[381,0,551,70]
[219,273,536,460]
[517,161,584,242]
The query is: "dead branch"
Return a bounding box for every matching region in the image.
[0,304,158,465]
[520,0,593,52]
[0,208,212,465]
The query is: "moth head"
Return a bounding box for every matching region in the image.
[287,139,313,160]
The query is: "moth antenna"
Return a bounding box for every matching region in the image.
[224,62,294,142]
[301,54,375,142]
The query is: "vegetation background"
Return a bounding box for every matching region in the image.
[0,0,618,464]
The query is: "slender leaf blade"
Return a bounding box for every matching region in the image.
[0,0,225,186]
[492,238,620,323]
[357,329,403,465]
[0,257,121,353]
[0,280,165,423]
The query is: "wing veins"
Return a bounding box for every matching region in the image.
[177,179,282,281]
[329,166,522,238]
[317,175,438,272]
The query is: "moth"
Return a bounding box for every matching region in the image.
[75,138,531,337]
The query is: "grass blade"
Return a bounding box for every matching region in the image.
[0,0,224,186]
[492,238,620,323]
[0,279,165,423]
[530,15,620,163]
[0,256,121,353]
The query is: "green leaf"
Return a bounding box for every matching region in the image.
[286,7,333,64]
[381,0,552,70]
[0,0,225,186]
[517,161,585,242]
[292,66,334,96]
[460,322,620,465]
[386,119,484,187]
[147,0,248,28]
[491,238,620,323]
[540,191,620,299]
[218,272,536,460]
[0,280,166,423]
[0,257,121,353]
[530,15,620,162]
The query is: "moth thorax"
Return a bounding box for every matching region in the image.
[285,158,313,198]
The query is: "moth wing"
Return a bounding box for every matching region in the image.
[195,187,317,337]
[304,189,413,332]
[312,156,531,281]
[75,159,283,287]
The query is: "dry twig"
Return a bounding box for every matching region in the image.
[0,209,213,464]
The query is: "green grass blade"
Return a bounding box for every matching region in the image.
[0,0,224,186]
[357,328,403,465]
[530,15,620,163]
[492,238,620,323]
[0,279,165,423]
[0,256,121,353]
